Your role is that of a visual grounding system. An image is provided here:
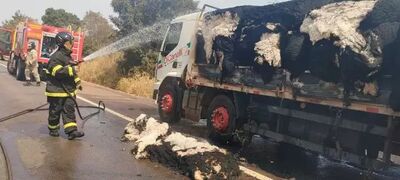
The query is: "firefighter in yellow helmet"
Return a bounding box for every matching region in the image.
[23,42,41,86]
[46,32,84,140]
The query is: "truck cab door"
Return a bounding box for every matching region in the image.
[156,22,184,81]
[0,28,12,59]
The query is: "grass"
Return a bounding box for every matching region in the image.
[78,53,155,98]
[116,74,155,98]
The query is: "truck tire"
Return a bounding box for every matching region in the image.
[158,78,182,123]
[15,58,26,81]
[207,95,237,144]
[7,54,16,75]
[38,64,47,81]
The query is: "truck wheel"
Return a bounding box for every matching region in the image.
[15,59,26,81]
[38,64,47,81]
[7,54,16,75]
[158,79,182,123]
[207,95,237,144]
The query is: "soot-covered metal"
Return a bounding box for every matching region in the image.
[196,0,400,111]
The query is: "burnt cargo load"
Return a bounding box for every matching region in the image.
[154,0,400,171]
[195,0,400,111]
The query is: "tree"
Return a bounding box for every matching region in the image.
[82,11,116,56]
[111,0,198,36]
[2,10,36,29]
[109,0,198,77]
[41,8,81,30]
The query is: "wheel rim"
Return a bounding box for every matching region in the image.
[211,106,230,133]
[12,59,16,70]
[161,92,174,113]
[16,62,20,75]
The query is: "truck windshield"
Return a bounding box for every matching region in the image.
[41,35,57,59]
[163,23,183,53]
[0,30,11,52]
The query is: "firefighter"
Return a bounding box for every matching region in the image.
[23,42,41,86]
[46,32,84,140]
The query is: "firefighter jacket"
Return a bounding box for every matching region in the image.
[26,49,38,66]
[45,48,81,97]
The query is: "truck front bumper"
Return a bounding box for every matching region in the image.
[153,82,161,100]
[153,90,159,100]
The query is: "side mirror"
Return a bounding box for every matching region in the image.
[161,51,170,57]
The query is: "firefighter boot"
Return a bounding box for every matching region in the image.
[68,130,85,140]
[49,129,60,137]
[23,81,32,86]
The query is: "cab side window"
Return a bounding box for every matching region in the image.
[163,23,183,54]
[0,30,11,51]
[41,36,57,58]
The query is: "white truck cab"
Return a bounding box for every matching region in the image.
[154,12,200,95]
[154,5,220,123]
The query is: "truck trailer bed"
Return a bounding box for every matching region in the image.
[189,64,400,117]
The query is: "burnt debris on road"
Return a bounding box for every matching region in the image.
[122,114,241,180]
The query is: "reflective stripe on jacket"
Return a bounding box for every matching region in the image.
[45,48,80,97]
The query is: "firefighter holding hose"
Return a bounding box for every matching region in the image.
[46,32,84,140]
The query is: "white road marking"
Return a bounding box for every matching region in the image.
[239,166,273,180]
[0,62,273,180]
[76,96,135,122]
[77,95,275,180]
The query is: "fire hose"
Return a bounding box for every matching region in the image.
[0,138,12,180]
[0,84,106,129]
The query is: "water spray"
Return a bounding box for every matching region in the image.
[83,21,169,61]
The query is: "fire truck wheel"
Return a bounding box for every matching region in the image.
[158,79,182,123]
[39,64,47,81]
[7,54,16,75]
[15,59,26,81]
[207,95,237,144]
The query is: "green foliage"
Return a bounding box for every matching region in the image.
[111,0,198,77]
[111,0,198,36]
[117,41,160,76]
[41,8,81,30]
[117,48,145,75]
[117,48,158,77]
[82,11,117,56]
[134,51,158,77]
[2,10,36,29]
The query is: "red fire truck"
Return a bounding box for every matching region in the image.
[1,21,85,80]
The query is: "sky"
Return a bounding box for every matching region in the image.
[0,0,288,25]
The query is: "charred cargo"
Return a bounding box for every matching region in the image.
[155,0,400,172]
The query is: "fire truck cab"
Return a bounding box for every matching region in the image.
[2,21,84,81]
[0,27,13,60]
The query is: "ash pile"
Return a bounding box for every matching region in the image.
[122,114,240,179]
[197,0,400,110]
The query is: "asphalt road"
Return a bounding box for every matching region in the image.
[0,61,186,180]
[0,61,268,180]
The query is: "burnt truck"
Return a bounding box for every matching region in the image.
[154,1,400,170]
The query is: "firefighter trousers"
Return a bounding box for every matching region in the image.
[25,62,41,82]
[47,97,77,134]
